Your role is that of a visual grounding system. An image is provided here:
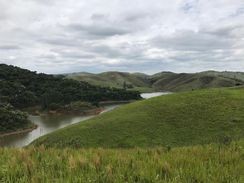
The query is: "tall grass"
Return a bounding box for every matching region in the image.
[0,141,243,183]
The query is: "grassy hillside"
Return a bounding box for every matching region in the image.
[67,71,153,92]
[202,70,244,82]
[1,141,243,183]
[67,71,244,92]
[33,88,244,148]
[151,72,243,91]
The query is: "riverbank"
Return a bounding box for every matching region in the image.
[22,106,104,116]
[41,107,104,116]
[0,92,166,147]
[22,101,134,116]
[99,100,136,105]
[0,124,38,138]
[0,104,122,147]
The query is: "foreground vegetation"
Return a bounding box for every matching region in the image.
[33,88,244,148]
[1,141,243,183]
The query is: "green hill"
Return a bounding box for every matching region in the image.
[151,72,243,91]
[67,71,153,92]
[67,71,244,92]
[202,70,244,81]
[33,88,244,148]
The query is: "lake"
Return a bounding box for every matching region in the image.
[141,92,171,99]
[0,92,169,147]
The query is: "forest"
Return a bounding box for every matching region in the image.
[0,103,31,135]
[0,64,141,110]
[0,64,141,134]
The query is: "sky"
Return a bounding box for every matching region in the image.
[0,0,244,74]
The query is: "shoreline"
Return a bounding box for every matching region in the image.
[23,106,104,116]
[38,107,104,116]
[99,100,135,105]
[0,124,38,138]
[0,100,135,138]
[23,101,133,116]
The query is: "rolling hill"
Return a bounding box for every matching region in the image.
[151,72,244,91]
[32,88,244,148]
[67,71,153,92]
[66,71,244,92]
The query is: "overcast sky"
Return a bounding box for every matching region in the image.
[0,0,244,74]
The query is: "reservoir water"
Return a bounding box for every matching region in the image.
[141,92,171,99]
[0,92,169,147]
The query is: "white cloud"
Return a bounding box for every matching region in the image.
[0,0,244,74]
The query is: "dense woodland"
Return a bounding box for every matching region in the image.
[0,64,141,110]
[0,103,31,134]
[0,64,141,134]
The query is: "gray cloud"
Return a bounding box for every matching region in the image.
[0,0,244,74]
[66,23,131,37]
[152,30,233,51]
[0,45,21,50]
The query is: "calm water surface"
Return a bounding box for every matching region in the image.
[0,92,169,147]
[141,92,171,99]
[0,105,120,147]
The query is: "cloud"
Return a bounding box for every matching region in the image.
[0,45,21,50]
[152,30,233,51]
[66,23,131,37]
[0,0,244,74]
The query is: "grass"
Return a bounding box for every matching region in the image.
[0,141,243,183]
[67,71,152,92]
[33,88,244,148]
[2,88,244,182]
[151,73,243,92]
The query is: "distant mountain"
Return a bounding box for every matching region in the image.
[66,71,244,92]
[67,71,152,92]
[151,72,244,92]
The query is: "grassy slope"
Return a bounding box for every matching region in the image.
[202,71,244,81]
[152,73,243,91]
[1,141,243,183]
[67,71,244,92]
[67,71,152,90]
[33,88,244,148]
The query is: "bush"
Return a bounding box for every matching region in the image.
[64,101,95,112]
[0,103,32,134]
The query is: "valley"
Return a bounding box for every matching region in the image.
[0,64,244,182]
